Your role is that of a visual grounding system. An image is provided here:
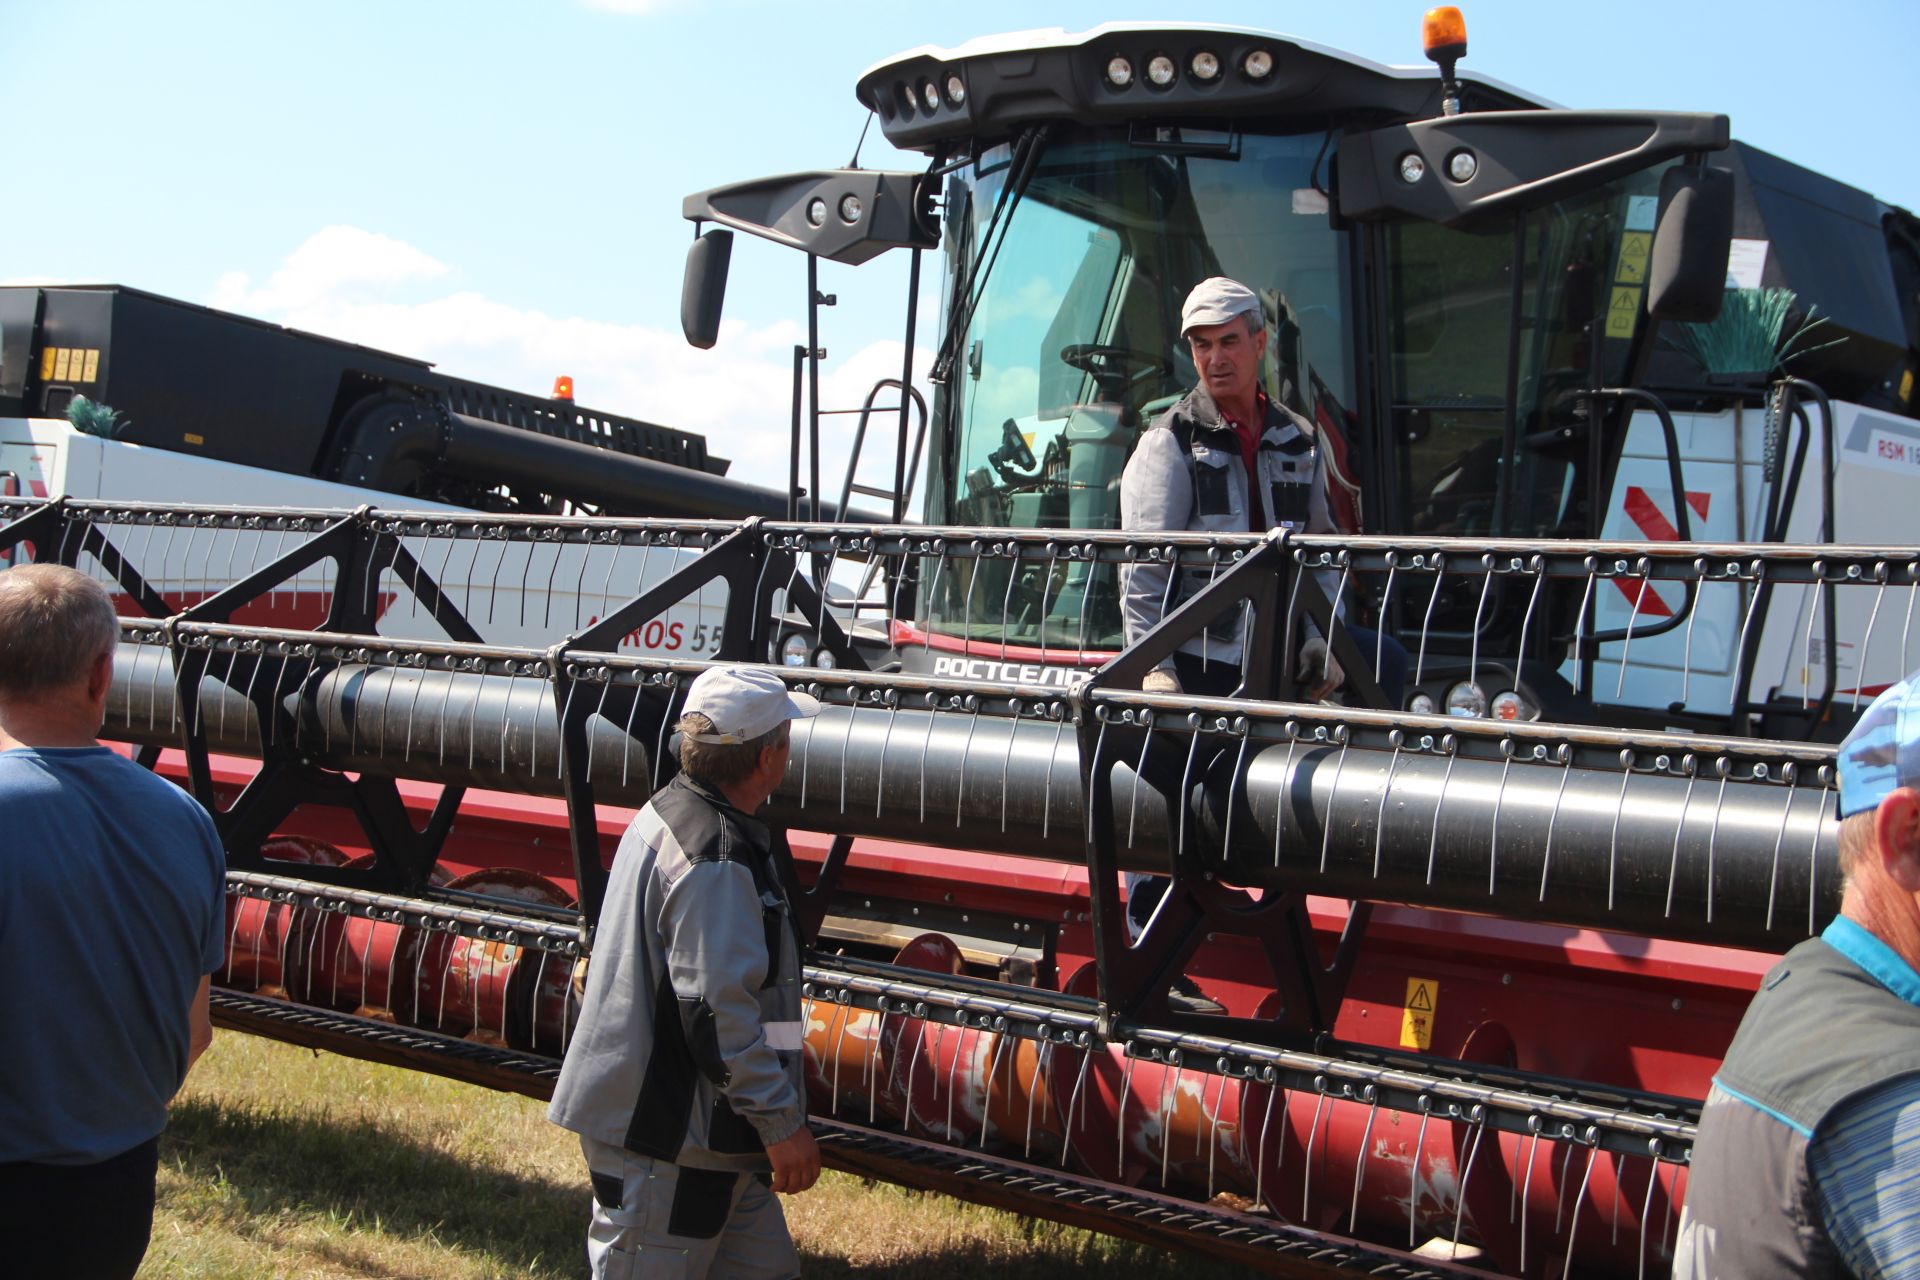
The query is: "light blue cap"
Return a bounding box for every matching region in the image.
[1838,675,1920,818]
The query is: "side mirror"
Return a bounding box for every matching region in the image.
[1647,165,1734,323]
[680,229,734,350]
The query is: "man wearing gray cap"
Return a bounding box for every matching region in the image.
[551,665,821,1279]
[1118,276,1405,704]
[1675,674,1920,1277]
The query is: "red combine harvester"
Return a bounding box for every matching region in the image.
[4,10,1919,1276]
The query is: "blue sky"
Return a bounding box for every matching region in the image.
[5,0,1914,489]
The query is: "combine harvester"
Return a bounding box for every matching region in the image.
[5,9,1920,1276]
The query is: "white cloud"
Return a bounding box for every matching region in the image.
[207,227,932,502]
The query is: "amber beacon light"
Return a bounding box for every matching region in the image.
[551,375,575,402]
[1422,7,1468,116]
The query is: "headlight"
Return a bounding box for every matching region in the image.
[1445,680,1486,718]
[779,634,810,667]
[1408,691,1438,716]
[1491,689,1539,722]
[813,647,838,671]
[1146,54,1176,86]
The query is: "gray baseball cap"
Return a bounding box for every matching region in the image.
[1181,277,1263,336]
[680,665,820,744]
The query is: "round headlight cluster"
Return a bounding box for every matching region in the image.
[1146,54,1177,86]
[1491,688,1540,722]
[1106,55,1134,87]
[779,634,810,667]
[813,647,838,671]
[1408,691,1439,716]
[1445,680,1486,718]
[1243,49,1274,79]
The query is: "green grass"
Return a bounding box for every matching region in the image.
[140,1033,1243,1278]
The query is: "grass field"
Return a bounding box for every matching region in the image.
[139,1032,1244,1279]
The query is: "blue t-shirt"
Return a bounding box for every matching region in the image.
[0,747,226,1164]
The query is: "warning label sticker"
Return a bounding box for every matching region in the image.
[1615,232,1651,284]
[1606,286,1642,340]
[1400,977,1438,1051]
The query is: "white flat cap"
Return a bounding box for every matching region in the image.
[1181,277,1262,336]
[681,665,820,744]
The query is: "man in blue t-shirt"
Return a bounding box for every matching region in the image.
[0,563,226,1279]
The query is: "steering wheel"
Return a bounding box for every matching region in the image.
[1058,344,1169,401]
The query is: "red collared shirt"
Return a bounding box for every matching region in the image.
[1219,392,1267,532]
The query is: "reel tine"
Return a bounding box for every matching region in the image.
[1060,1035,1092,1173]
[1117,1053,1136,1182]
[1318,726,1350,875]
[1663,755,1700,919]
[1274,723,1300,868]
[1571,559,1597,697]
[654,674,682,793]
[838,696,857,815]
[944,1025,964,1141]
[1450,1105,1487,1260]
[1489,741,1514,896]
[954,696,981,829]
[875,697,898,820]
[868,1006,888,1126]
[1554,1134,1575,1235]
[1176,715,1203,863]
[1221,725,1250,865]
[1810,767,1835,937]
[1467,557,1494,696]
[1042,710,1067,841]
[999,543,1017,662]
[1856,563,1890,711]
[1520,1123,1541,1270]
[1160,1055,1180,1189]
[1706,756,1733,924]
[620,676,643,789]
[918,692,939,824]
[923,547,947,654]
[1128,716,1157,850]
[1255,1069,1279,1213]
[1614,557,1652,698]
[1511,555,1544,694]
[1301,1084,1328,1221]
[569,541,595,634]
[1639,1150,1661,1280]
[1560,1132,1602,1280]
[1349,1088,1378,1234]
[1376,556,1397,681]
[1000,709,1019,835]
[1374,731,1405,879]
[1204,1067,1228,1199]
[830,995,851,1117]
[1765,762,1799,932]
[586,677,613,778]
[1608,750,1635,911]
[1678,558,1706,705]
[1426,735,1457,886]
[1538,743,1574,903]
[1797,575,1825,708]
[1410,1099,1431,1248]
[981,1025,1011,1148]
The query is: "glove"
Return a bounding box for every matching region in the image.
[1143,668,1183,695]
[1296,637,1345,701]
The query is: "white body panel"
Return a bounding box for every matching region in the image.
[0,416,731,656]
[1574,399,1918,720]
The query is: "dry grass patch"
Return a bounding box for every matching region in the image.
[141,1033,1240,1279]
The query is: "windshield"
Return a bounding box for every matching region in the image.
[921,125,1355,653]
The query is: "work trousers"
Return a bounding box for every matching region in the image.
[0,1135,161,1280]
[581,1135,799,1279]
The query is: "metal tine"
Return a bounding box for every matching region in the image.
[654,674,683,793]
[960,542,980,651]
[599,538,624,635]
[543,536,571,633]
[874,695,898,820]
[1664,754,1700,919]
[156,519,181,611]
[552,675,578,781]
[1075,550,1095,658]
[1706,756,1733,923]
[496,671,517,783]
[568,540,595,634]
[981,1026,1011,1148]
[1730,562,1768,705]
[1376,555,1398,682]
[516,534,538,630]
[1128,716,1157,850]
[482,533,509,629]
[1537,743,1575,903]
[1349,1088,1379,1234]
[954,695,981,829]
[583,678,613,777]
[1426,736,1457,886]
[1811,767,1834,937]
[1301,1084,1329,1221]
[1512,1120,1543,1274]
[1856,563,1890,711]
[1611,1150,1623,1247]
[1409,1098,1431,1248]
[923,548,947,654]
[1450,1106,1487,1260]
[1160,1055,1181,1188]
[1221,724,1251,862]
[1554,1132,1575,1234]
[1374,730,1405,878]
[1467,556,1495,697]
[403,656,433,764]
[1198,552,1224,679]
[1061,1036,1092,1173]
[619,677,645,788]
[1800,575,1828,708]
[529,947,551,1053]
[1614,557,1653,698]
[1571,560,1597,698]
[1511,555,1544,693]
[830,996,851,1115]
[942,1025,964,1142]
[999,543,1017,661]
[869,1007,888,1126]
[1764,763,1798,931]
[904,1013,927,1119]
[1678,558,1706,705]
[1117,1054,1137,1180]
[1042,710,1068,840]
[1204,1067,1229,1199]
[54,513,81,570]
[1176,714,1204,862]
[999,709,1019,834]
[431,533,460,628]
[1318,727,1350,874]
[1561,1131,1603,1280]
[1273,723,1301,868]
[1608,750,1636,911]
[131,520,159,604]
[1037,546,1057,667]
[1025,1037,1050,1159]
[918,692,941,823]
[838,697,858,815]
[1489,740,1515,895]
[1639,1151,1661,1280]
[216,648,240,740]
[1255,1070,1280,1213]
[455,536,484,632]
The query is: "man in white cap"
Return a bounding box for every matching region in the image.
[550,665,821,1279]
[1118,275,1405,704]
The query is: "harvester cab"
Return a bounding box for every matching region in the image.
[683,11,1920,739]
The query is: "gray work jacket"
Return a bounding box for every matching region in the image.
[1118,386,1335,667]
[548,772,807,1172]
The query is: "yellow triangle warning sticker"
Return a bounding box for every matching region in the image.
[1401,976,1438,1050]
